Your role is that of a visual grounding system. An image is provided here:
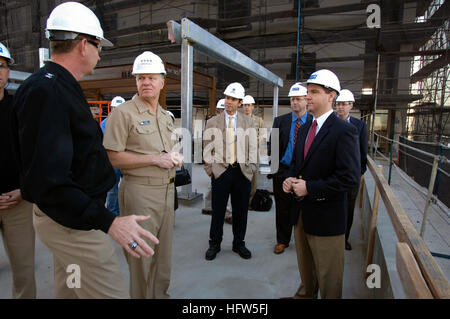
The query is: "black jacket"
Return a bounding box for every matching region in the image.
[289,112,360,236]
[12,62,116,233]
[349,116,368,175]
[0,90,20,194]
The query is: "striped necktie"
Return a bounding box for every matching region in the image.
[293,117,301,146]
[304,120,317,159]
[227,116,236,164]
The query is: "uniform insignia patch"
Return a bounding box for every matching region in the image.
[139,120,150,125]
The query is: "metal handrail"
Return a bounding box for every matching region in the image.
[366,156,450,298]
[371,133,449,237]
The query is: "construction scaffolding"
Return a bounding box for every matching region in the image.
[408,0,450,144]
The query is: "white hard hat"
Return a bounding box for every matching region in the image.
[0,42,14,65]
[45,2,112,47]
[306,69,341,94]
[216,98,225,109]
[336,89,355,102]
[111,96,125,107]
[132,51,166,75]
[166,110,175,121]
[288,83,307,97]
[243,95,255,105]
[223,82,245,100]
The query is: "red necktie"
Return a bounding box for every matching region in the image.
[293,118,300,146]
[304,120,317,159]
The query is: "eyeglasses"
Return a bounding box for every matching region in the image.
[0,61,9,69]
[87,40,102,53]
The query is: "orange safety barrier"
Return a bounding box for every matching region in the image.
[88,101,111,124]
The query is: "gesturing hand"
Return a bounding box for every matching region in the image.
[108,215,159,259]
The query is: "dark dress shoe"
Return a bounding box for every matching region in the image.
[205,245,221,260]
[345,241,352,251]
[202,209,212,215]
[224,216,232,224]
[232,245,252,259]
[274,243,288,254]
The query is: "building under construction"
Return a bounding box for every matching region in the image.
[0,0,449,300]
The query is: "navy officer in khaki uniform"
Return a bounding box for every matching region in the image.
[103,51,183,299]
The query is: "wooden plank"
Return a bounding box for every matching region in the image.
[396,243,433,299]
[365,165,382,276]
[367,156,450,298]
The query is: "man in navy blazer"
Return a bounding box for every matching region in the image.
[268,83,312,255]
[283,70,360,299]
[336,89,368,251]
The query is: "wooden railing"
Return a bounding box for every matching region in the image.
[365,156,450,299]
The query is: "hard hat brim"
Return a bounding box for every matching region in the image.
[100,37,113,47]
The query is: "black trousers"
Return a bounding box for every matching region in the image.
[210,165,251,248]
[345,185,360,241]
[272,165,294,245]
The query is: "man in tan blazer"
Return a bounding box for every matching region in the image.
[203,82,257,260]
[242,94,264,206]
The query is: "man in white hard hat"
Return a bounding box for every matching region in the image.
[100,96,125,217]
[12,2,159,299]
[268,83,311,255]
[202,98,232,224]
[216,98,225,115]
[104,51,183,299]
[335,89,368,251]
[0,42,37,298]
[283,69,360,298]
[242,95,264,207]
[203,82,257,260]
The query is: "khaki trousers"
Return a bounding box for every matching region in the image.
[0,199,36,298]
[293,211,345,299]
[119,177,174,299]
[33,205,128,299]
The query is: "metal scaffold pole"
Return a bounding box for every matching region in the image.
[420,156,440,237]
[167,18,284,200]
[371,53,381,158]
[178,37,200,200]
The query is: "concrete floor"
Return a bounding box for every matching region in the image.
[0,164,376,299]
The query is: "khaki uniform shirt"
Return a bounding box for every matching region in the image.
[103,96,176,179]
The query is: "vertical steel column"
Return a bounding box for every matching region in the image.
[296,0,301,82]
[179,38,196,199]
[371,53,381,157]
[273,86,279,119]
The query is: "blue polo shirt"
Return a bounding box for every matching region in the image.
[280,112,308,166]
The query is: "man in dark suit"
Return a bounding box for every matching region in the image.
[283,69,360,299]
[203,82,257,261]
[268,83,312,254]
[335,89,368,250]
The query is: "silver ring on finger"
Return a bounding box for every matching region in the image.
[129,240,139,250]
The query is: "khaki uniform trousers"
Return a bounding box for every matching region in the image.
[0,199,36,298]
[119,176,175,299]
[33,205,129,299]
[293,211,345,299]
